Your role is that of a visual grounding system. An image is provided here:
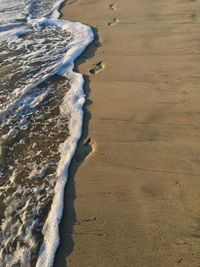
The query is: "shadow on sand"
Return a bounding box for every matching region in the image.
[53,26,101,266]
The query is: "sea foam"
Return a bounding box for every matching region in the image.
[35,19,94,267]
[0,0,94,266]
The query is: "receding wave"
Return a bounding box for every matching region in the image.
[0,1,93,266]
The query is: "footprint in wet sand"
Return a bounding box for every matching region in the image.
[107,17,119,26]
[75,138,95,163]
[109,3,117,10]
[89,61,105,74]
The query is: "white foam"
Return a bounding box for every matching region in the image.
[0,0,94,265]
[49,0,66,19]
[34,7,94,267]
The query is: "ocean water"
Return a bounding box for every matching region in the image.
[0,1,93,266]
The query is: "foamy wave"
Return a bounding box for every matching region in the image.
[0,0,94,266]
[35,19,93,267]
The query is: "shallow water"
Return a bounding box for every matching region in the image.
[0,0,93,266]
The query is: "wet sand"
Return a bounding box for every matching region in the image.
[55,0,200,266]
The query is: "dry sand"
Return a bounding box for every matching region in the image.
[55,0,200,266]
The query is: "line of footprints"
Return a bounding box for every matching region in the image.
[108,2,118,26]
[89,2,118,75]
[81,3,118,163]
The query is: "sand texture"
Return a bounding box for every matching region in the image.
[55,0,200,266]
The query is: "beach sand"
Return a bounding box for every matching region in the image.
[55,0,200,266]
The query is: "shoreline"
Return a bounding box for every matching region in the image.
[55,0,200,266]
[0,1,94,265]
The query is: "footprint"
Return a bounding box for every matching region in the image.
[107,18,119,26]
[190,12,197,20]
[177,258,183,264]
[89,61,105,74]
[75,138,95,163]
[109,3,117,10]
[81,216,96,223]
